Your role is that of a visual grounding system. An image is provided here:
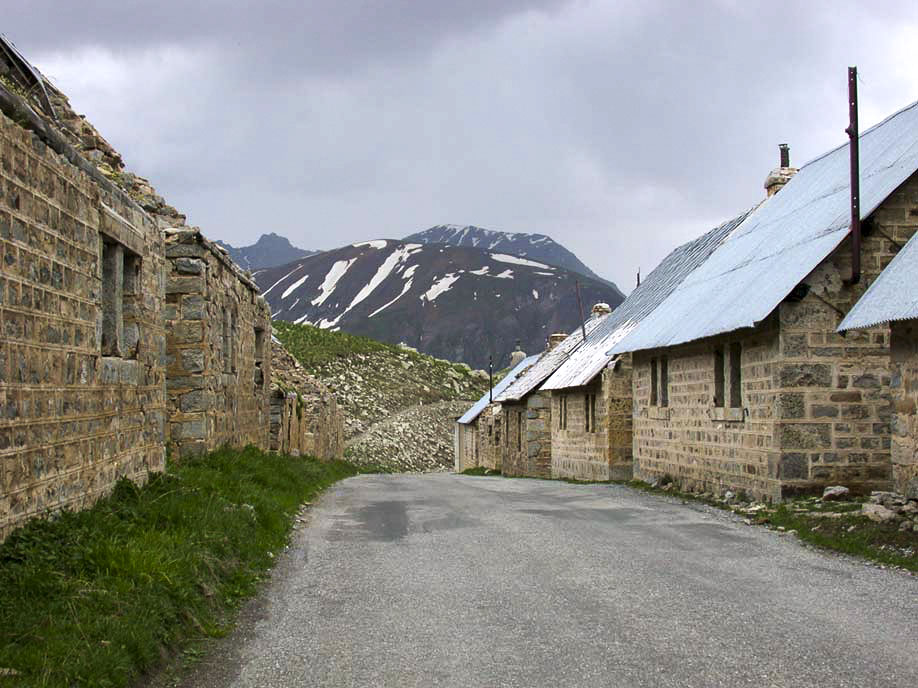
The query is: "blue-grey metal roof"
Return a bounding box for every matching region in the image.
[457,355,539,424]
[541,211,750,391]
[838,231,918,330]
[494,316,608,403]
[609,98,918,356]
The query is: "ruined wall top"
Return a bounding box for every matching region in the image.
[164,227,264,297]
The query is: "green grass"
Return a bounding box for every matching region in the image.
[0,447,374,687]
[273,320,399,369]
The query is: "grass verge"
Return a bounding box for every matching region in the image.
[0,446,374,687]
[621,479,917,572]
[460,466,501,476]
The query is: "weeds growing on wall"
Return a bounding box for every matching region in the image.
[0,447,375,687]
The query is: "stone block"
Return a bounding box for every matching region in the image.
[810,404,839,418]
[780,453,809,479]
[180,348,205,373]
[180,390,211,413]
[166,276,204,294]
[182,295,206,320]
[780,364,831,388]
[171,321,203,343]
[780,423,832,449]
[174,257,204,275]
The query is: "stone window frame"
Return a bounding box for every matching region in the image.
[100,235,141,360]
[585,393,597,433]
[711,342,745,422]
[650,356,669,407]
[254,325,266,387]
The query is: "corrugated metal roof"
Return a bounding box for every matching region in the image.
[542,212,749,391]
[457,355,539,424]
[494,317,608,403]
[838,231,918,330]
[609,99,918,356]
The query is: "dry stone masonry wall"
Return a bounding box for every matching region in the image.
[502,392,552,478]
[270,340,343,460]
[890,321,918,498]
[164,228,271,458]
[0,109,167,540]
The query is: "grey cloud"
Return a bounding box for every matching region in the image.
[6,0,918,291]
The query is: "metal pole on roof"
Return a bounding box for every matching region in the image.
[489,354,493,403]
[845,65,861,285]
[575,280,587,341]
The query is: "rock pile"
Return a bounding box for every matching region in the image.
[346,400,473,472]
[862,491,918,531]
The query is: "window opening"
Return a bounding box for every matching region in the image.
[729,343,742,408]
[660,356,669,407]
[650,358,658,406]
[714,348,725,407]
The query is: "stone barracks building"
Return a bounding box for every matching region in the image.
[0,39,342,540]
[840,230,918,498]
[608,103,918,501]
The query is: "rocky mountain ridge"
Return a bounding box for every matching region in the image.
[214,233,318,270]
[256,239,624,369]
[404,224,623,296]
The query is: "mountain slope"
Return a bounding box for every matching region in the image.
[214,233,318,270]
[256,239,624,369]
[404,224,623,297]
[273,321,488,471]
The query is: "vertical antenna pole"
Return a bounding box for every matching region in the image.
[846,65,861,284]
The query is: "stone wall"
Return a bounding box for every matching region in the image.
[551,356,633,482]
[164,228,271,458]
[456,421,478,472]
[270,340,343,460]
[477,405,503,471]
[0,108,166,540]
[501,391,552,478]
[632,173,918,500]
[890,321,918,498]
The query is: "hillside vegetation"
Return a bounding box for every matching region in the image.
[273,322,489,470]
[0,448,369,688]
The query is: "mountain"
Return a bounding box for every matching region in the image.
[256,239,624,369]
[214,233,318,270]
[404,224,623,297]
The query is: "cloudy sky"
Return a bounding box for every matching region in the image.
[6,1,918,291]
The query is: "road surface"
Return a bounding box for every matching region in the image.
[174,474,917,687]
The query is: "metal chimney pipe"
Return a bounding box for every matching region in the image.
[845,66,861,285]
[779,143,790,168]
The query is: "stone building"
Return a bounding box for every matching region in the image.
[494,326,603,478]
[164,228,272,458]
[839,231,918,497]
[0,39,345,540]
[541,219,750,483]
[607,106,918,501]
[0,79,167,539]
[270,340,344,460]
[455,354,537,472]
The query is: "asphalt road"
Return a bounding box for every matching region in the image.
[174,474,918,688]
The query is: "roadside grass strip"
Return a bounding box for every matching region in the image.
[0,447,371,687]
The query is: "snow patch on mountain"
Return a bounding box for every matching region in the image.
[495,269,514,279]
[263,263,306,297]
[354,240,387,249]
[491,253,550,269]
[281,273,310,299]
[422,273,460,302]
[312,258,356,306]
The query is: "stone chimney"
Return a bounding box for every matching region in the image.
[509,340,527,367]
[764,143,798,198]
[591,302,612,318]
[547,333,567,351]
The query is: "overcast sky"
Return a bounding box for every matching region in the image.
[6,1,918,291]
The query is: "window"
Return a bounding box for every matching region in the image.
[650,358,658,406]
[559,394,568,430]
[585,393,597,433]
[729,343,742,408]
[254,326,266,386]
[223,307,237,373]
[660,356,669,407]
[714,348,725,407]
[517,411,522,451]
[101,238,140,359]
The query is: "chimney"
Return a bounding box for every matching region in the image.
[547,333,567,351]
[764,143,798,198]
[509,340,527,367]
[591,302,612,318]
